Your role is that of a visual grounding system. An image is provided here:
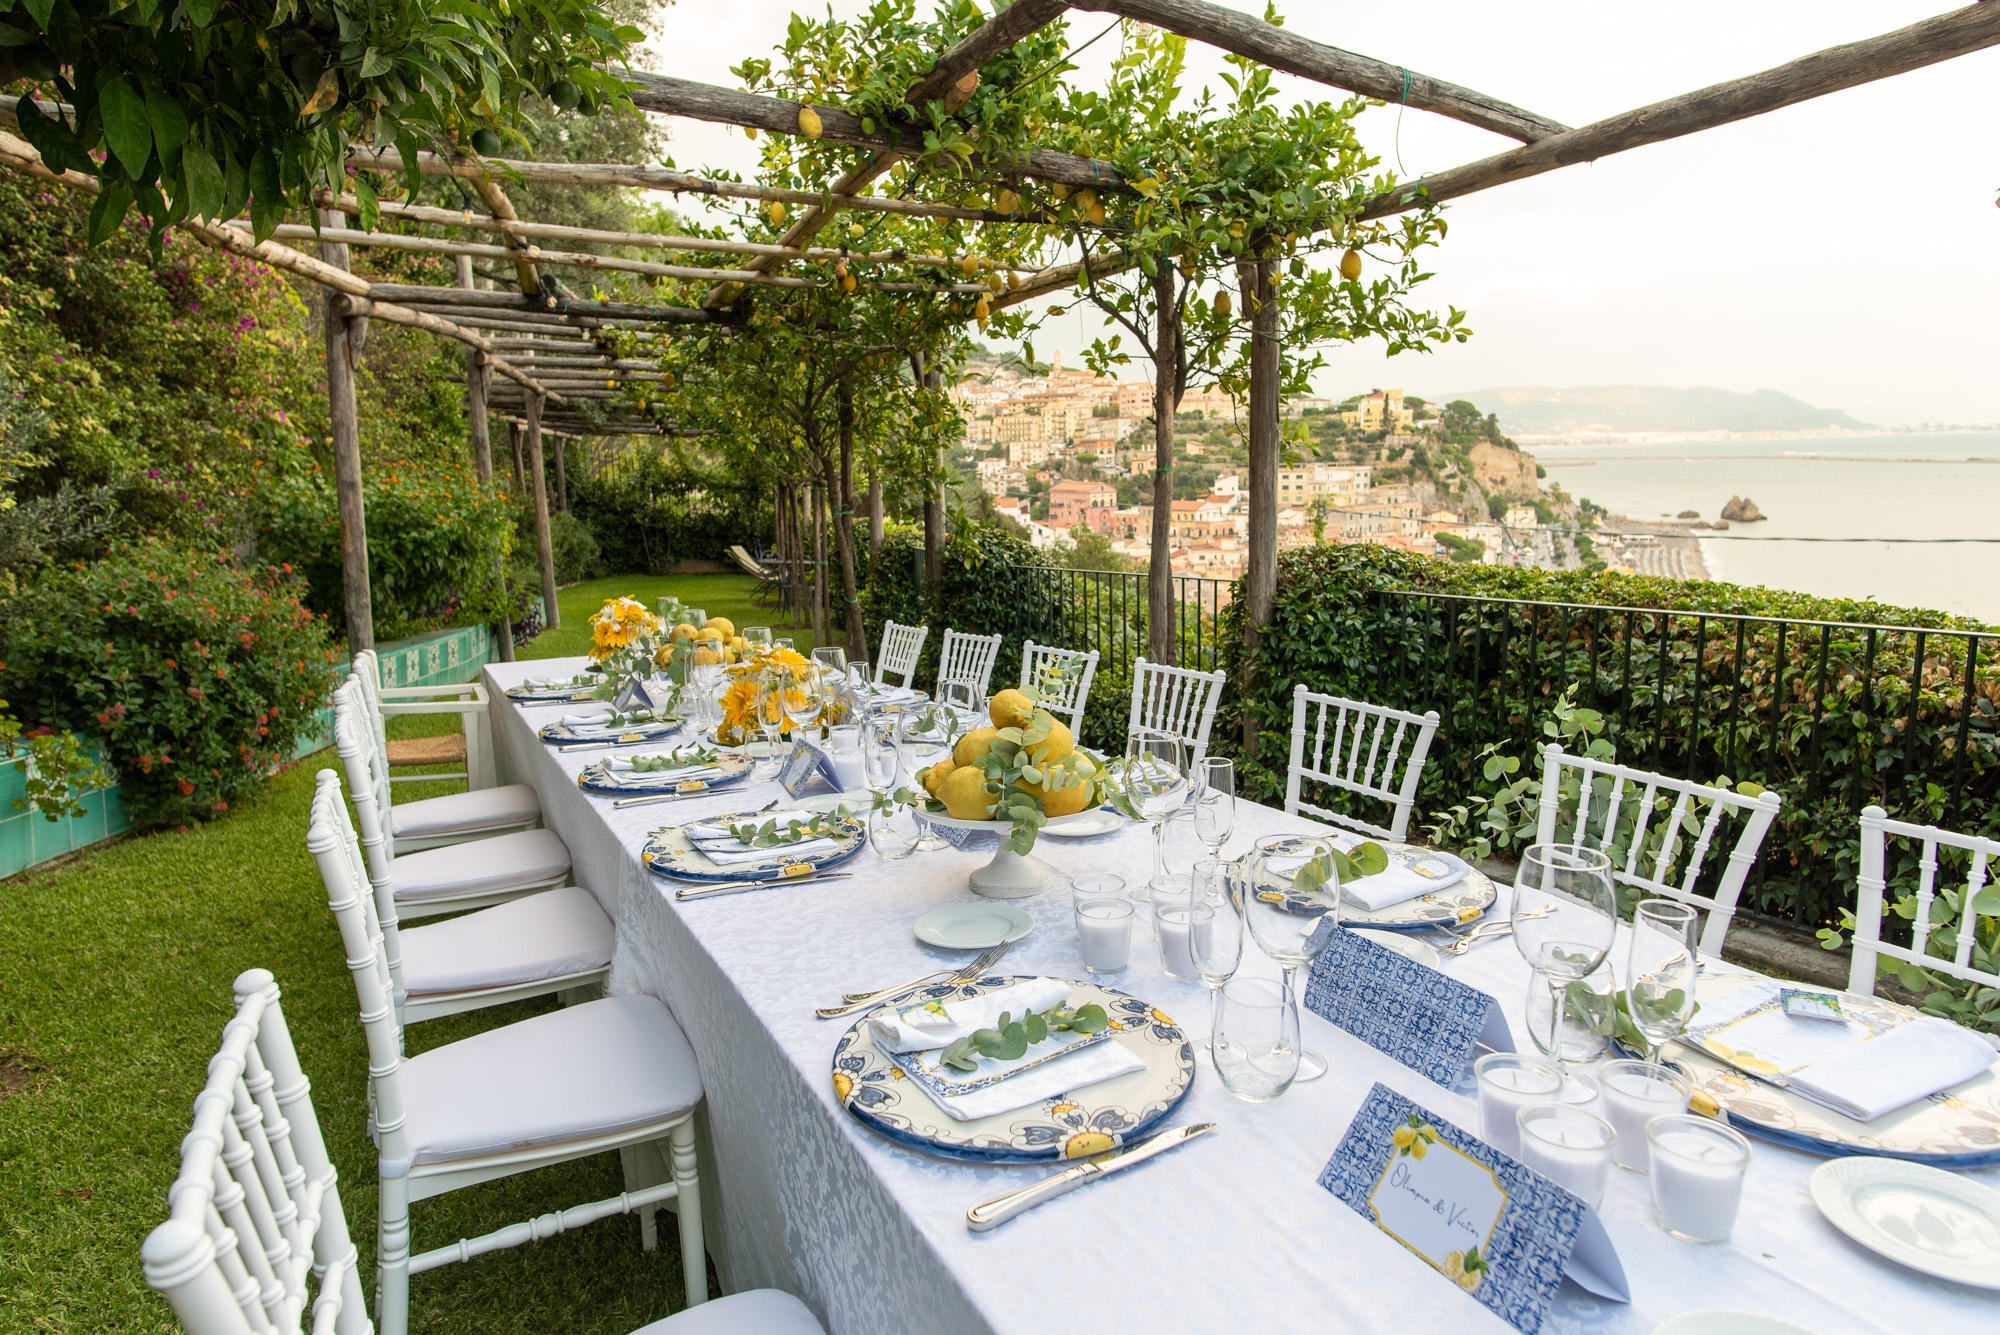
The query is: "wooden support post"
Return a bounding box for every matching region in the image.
[554,433,569,513]
[913,351,945,599]
[525,393,561,631]
[458,255,513,662]
[867,467,883,563]
[509,420,525,491]
[835,384,868,661]
[1240,252,1280,756]
[318,209,374,653]
[1147,263,1179,667]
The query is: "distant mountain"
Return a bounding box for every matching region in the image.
[1438,385,1870,435]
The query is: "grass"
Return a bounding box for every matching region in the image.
[0,575,785,1333]
[531,574,819,661]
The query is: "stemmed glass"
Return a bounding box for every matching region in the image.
[1512,844,1620,1065]
[812,647,850,724]
[750,669,786,779]
[1241,833,1341,1083]
[1626,899,1701,1062]
[1192,757,1236,858]
[689,642,728,736]
[742,626,773,651]
[1123,732,1191,898]
[937,679,980,734]
[1189,865,1245,1068]
[861,710,905,792]
[782,664,826,744]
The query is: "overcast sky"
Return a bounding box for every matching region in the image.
[631,2,2000,425]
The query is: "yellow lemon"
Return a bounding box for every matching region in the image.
[730,635,748,654]
[939,763,996,820]
[1035,777,1093,818]
[1214,289,1232,318]
[705,616,735,639]
[953,725,1000,769]
[697,626,725,641]
[1340,249,1363,281]
[988,688,1034,728]
[797,105,823,139]
[1028,720,1074,765]
[921,757,956,796]
[671,623,697,641]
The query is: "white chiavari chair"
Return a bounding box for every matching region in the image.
[935,628,1003,700]
[309,793,710,1335]
[1283,686,1440,841]
[331,702,569,920]
[1535,743,1784,956]
[1018,641,1100,736]
[1849,805,2000,998]
[1126,657,1226,766]
[873,621,929,689]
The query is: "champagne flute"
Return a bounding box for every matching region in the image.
[1241,833,1341,1082]
[750,668,786,779]
[1626,899,1701,1063]
[1192,757,1236,857]
[689,642,728,736]
[782,664,826,743]
[1189,869,1245,1067]
[1122,732,1191,898]
[1512,844,1619,1066]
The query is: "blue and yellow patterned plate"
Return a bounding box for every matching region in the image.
[539,717,682,749]
[641,810,866,884]
[1257,835,1493,931]
[834,975,1194,1164]
[577,751,752,796]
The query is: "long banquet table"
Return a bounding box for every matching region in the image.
[484,658,1998,1334]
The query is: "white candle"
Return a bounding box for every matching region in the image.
[1474,1054,1565,1157]
[1076,901,1133,974]
[1156,906,1199,980]
[1517,1105,1616,1210]
[1599,1060,1691,1171]
[1647,1115,1751,1243]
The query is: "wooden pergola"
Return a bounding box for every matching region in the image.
[2,1,1995,674]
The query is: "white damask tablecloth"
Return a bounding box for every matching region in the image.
[485,658,1999,1335]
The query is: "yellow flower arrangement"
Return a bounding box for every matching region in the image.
[713,648,824,744]
[588,596,660,661]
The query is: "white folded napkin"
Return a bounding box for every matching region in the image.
[684,811,812,840]
[1787,1016,1996,1122]
[916,1042,1147,1122]
[691,838,841,866]
[868,978,1074,1052]
[1340,858,1456,912]
[869,685,921,705]
[598,764,717,787]
[561,710,614,727]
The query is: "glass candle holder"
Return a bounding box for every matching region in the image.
[1070,873,1125,910]
[1554,1069,1603,1112]
[1474,1053,1565,1157]
[1075,899,1134,974]
[1600,1060,1692,1172]
[1155,902,1206,982]
[1517,1104,1617,1210]
[1646,1114,1752,1243]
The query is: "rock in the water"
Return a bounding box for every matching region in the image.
[1720,496,1765,522]
[1677,509,1701,519]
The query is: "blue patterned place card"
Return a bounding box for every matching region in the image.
[779,739,843,796]
[1320,1083,1628,1334]
[1303,926,1514,1089]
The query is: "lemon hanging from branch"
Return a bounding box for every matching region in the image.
[1340,249,1363,281]
[798,104,823,140]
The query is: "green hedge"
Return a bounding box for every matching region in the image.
[567,447,767,575]
[861,524,1061,701]
[1219,543,2000,929]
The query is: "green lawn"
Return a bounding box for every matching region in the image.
[532,574,819,661]
[0,576,780,1333]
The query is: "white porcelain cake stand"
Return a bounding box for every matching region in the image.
[918,809,1107,898]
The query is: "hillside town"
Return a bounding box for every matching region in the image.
[949,355,1713,585]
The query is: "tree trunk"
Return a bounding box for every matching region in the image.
[525,393,561,630]
[509,420,525,491]
[787,484,806,630]
[1240,251,1281,755]
[835,386,868,661]
[810,478,830,647]
[867,466,884,561]
[913,350,946,599]
[554,434,569,513]
[457,255,513,661]
[318,211,374,653]
[1148,262,1179,666]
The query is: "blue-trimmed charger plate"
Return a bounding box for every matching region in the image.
[1256,834,1493,931]
[577,751,752,796]
[833,975,1194,1164]
[539,716,682,748]
[641,810,865,884]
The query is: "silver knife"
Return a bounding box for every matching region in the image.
[609,777,725,807]
[675,871,854,901]
[965,1123,1217,1232]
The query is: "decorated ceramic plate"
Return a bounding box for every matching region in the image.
[539,716,682,748]
[1256,835,1494,930]
[506,683,603,704]
[641,810,865,884]
[1667,974,2000,1168]
[834,975,1194,1164]
[576,750,752,796]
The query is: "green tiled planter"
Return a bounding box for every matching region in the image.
[3,619,507,879]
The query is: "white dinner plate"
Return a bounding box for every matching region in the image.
[1650,1313,1820,1335]
[913,903,1035,950]
[1351,927,1441,969]
[793,792,870,817]
[1809,1156,2000,1289]
[1034,808,1124,839]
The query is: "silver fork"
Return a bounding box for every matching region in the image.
[817,942,1012,1020]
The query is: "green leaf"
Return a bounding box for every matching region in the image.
[1068,1003,1108,1034]
[21,0,54,27]
[1023,1012,1048,1045]
[86,178,134,244]
[144,81,188,167]
[181,140,223,219]
[248,147,282,242]
[96,73,152,178]
[358,47,393,78]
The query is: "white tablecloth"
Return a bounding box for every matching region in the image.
[486,659,1999,1335]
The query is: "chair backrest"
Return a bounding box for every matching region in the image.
[1284,686,1439,841]
[347,653,389,775]
[1019,641,1100,736]
[1850,805,2000,998]
[1126,657,1227,766]
[141,969,371,1335]
[936,628,1002,698]
[333,679,394,821]
[875,620,929,689]
[1535,743,1784,956]
[323,724,412,1015]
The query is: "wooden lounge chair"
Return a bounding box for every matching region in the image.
[729,544,782,607]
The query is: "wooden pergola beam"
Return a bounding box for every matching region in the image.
[366,284,724,324]
[1359,2,2000,219]
[906,0,1071,108]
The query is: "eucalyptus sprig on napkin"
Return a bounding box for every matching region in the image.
[630,745,720,772]
[1293,842,1390,894]
[938,1002,1112,1073]
[725,814,842,847]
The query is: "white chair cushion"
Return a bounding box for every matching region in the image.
[389,783,541,840]
[629,1290,825,1335]
[397,887,612,996]
[400,994,701,1165]
[392,828,571,905]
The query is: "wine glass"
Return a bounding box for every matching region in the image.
[750,668,786,779]
[689,642,728,736]
[1512,844,1619,1065]
[782,664,826,742]
[1188,871,1245,1068]
[1123,732,1191,898]
[742,625,773,651]
[1241,833,1341,1082]
[684,607,708,629]
[937,678,980,734]
[1192,757,1236,857]
[1626,899,1701,1062]
[862,711,905,792]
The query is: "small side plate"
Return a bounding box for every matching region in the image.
[914,903,1035,950]
[1809,1155,2000,1289]
[1035,808,1124,839]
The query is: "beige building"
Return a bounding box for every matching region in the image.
[1277,462,1372,507]
[1342,389,1416,433]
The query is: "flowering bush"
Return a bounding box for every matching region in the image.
[0,540,340,825]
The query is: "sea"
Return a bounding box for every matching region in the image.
[1531,431,2000,625]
